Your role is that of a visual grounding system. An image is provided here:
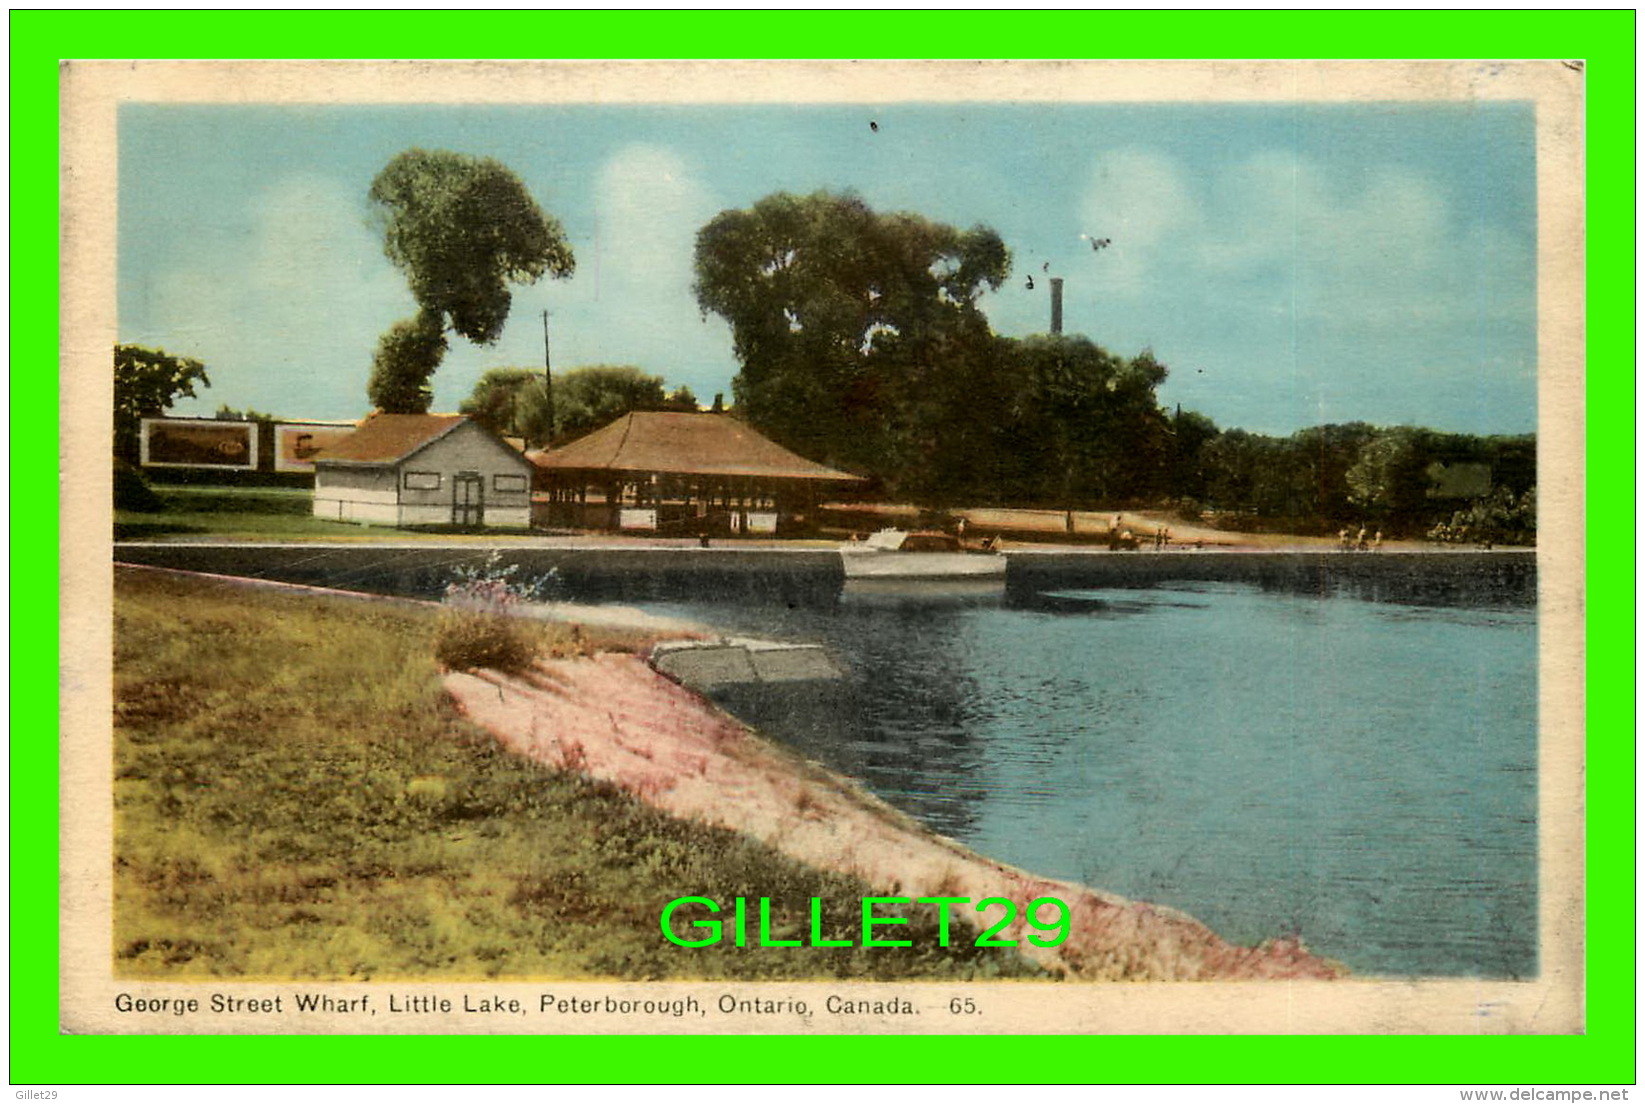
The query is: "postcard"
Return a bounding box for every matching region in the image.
[62,59,1584,1035]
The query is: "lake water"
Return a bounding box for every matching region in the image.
[637,581,1537,979]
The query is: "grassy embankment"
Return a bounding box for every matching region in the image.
[114,567,1041,981]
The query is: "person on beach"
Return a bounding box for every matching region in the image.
[1356,526,1368,551]
[1372,530,1384,552]
[1339,527,1353,551]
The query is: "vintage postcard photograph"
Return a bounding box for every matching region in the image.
[59,58,1586,1042]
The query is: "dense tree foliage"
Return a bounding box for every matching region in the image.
[367,310,448,414]
[367,149,574,412]
[114,344,210,461]
[1178,423,1535,541]
[691,190,1178,506]
[991,337,1170,505]
[460,365,697,447]
[214,403,277,422]
[554,365,669,441]
[460,368,551,446]
[1164,408,1221,504]
[694,190,1009,482]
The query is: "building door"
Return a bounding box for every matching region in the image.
[452,472,484,527]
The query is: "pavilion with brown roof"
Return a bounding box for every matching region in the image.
[528,412,864,534]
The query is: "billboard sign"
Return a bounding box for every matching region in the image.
[139,417,258,469]
[274,422,358,472]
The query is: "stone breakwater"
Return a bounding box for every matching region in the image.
[1007,548,1535,607]
[445,652,1346,982]
[112,542,1534,609]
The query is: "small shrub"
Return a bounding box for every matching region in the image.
[114,460,165,513]
[433,554,556,674]
[434,608,538,674]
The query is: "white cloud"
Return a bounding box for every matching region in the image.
[138,172,409,418]
[1071,144,1533,432]
[1081,147,1504,320]
[567,143,735,392]
[1078,149,1203,289]
[593,144,708,296]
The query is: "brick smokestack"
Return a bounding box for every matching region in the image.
[1050,277,1064,335]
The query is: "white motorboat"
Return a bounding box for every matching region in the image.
[839,528,1006,581]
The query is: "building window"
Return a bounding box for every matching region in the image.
[404,470,441,490]
[493,473,528,493]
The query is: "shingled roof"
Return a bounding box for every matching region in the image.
[530,412,864,483]
[312,413,468,465]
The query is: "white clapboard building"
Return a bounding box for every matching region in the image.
[312,413,533,529]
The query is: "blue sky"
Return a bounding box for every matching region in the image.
[119,101,1536,436]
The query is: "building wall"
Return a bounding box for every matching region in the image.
[465,505,530,528]
[314,422,532,529]
[398,424,532,527]
[392,503,528,527]
[314,466,397,524]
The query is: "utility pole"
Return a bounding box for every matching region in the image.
[541,309,555,447]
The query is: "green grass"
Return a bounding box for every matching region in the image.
[114,509,378,541]
[113,567,1041,981]
[114,484,539,541]
[146,485,314,511]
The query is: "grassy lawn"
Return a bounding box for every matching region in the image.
[115,486,504,542]
[114,510,380,541]
[113,567,1040,981]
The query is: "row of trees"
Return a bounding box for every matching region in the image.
[1173,420,1537,540]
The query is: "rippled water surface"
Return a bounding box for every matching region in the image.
[639,582,1537,978]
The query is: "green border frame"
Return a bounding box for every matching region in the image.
[14,10,1634,1087]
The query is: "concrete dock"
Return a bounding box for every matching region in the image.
[112,541,1536,608]
[649,638,844,692]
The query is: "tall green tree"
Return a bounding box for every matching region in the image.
[113,344,210,462]
[1165,407,1221,505]
[366,310,448,414]
[693,190,1009,481]
[460,368,551,446]
[553,365,669,442]
[997,335,1170,506]
[459,364,676,446]
[1346,427,1431,522]
[367,149,574,412]
[1289,422,1378,522]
